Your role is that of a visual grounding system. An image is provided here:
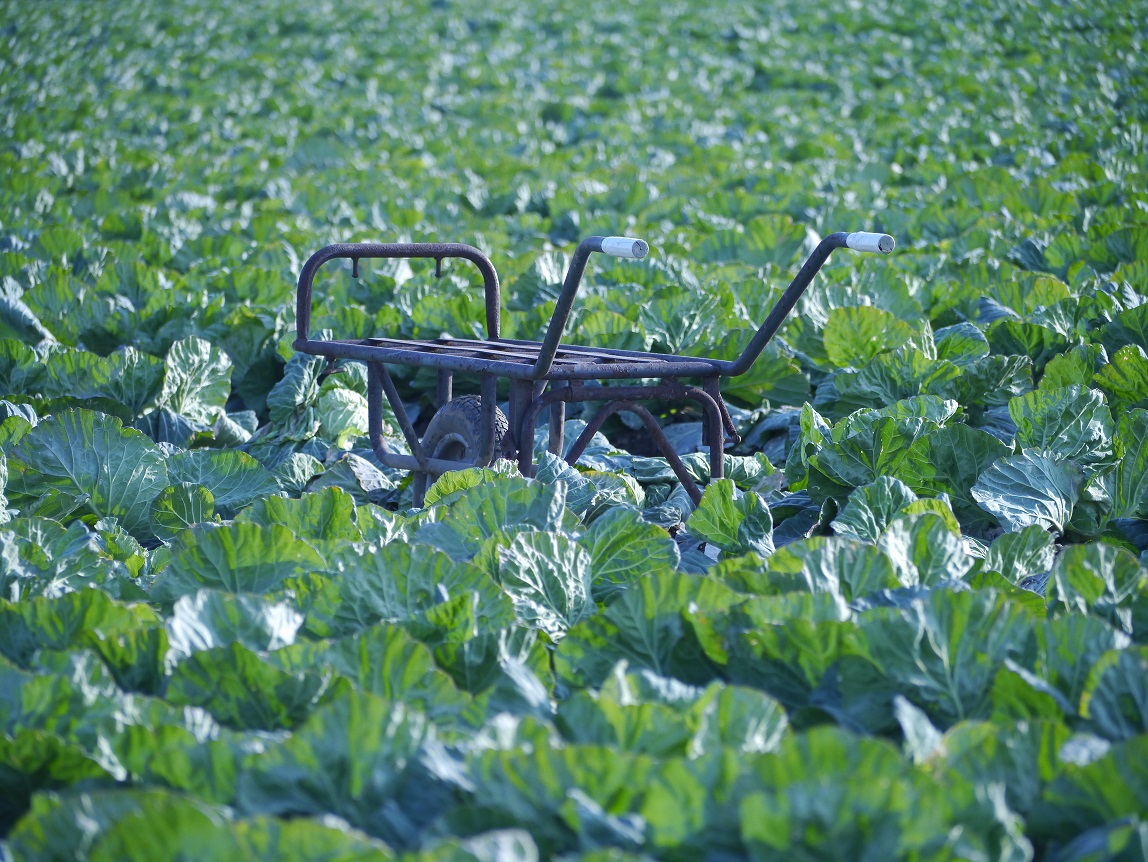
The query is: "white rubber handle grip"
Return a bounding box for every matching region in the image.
[600,237,649,259]
[846,232,895,253]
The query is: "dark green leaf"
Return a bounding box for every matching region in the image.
[1079,647,1148,742]
[160,336,233,424]
[7,410,168,540]
[985,319,1068,374]
[983,526,1057,584]
[166,642,326,731]
[416,477,575,560]
[832,476,918,543]
[166,589,303,661]
[1113,409,1148,519]
[898,423,1009,529]
[237,690,446,847]
[167,449,281,518]
[496,532,593,640]
[1049,542,1146,634]
[555,572,738,689]
[581,507,679,601]
[853,589,1035,726]
[823,306,916,369]
[149,482,216,543]
[1008,385,1115,470]
[685,479,774,557]
[971,449,1082,534]
[154,522,325,601]
[877,513,973,587]
[1095,345,1148,412]
[0,730,114,833]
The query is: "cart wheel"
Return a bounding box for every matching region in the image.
[412,395,511,504]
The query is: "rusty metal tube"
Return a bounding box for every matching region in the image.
[295,242,501,341]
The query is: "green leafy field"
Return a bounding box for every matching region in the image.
[2,0,1148,858]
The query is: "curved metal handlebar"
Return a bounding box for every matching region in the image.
[723,230,896,376]
[294,242,501,344]
[533,235,649,378]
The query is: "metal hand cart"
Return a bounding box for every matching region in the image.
[294,230,895,505]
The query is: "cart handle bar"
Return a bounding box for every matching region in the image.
[533,231,893,379]
[533,235,648,377]
[723,231,894,377]
[295,242,501,343]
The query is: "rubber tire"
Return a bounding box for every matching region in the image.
[411,395,511,504]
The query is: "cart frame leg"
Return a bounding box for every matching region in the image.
[369,363,504,505]
[369,361,430,472]
[517,380,728,505]
[436,370,452,410]
[548,399,566,456]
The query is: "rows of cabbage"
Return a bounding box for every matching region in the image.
[10,224,1148,551]
[2,0,1146,452]
[2,468,1147,861]
[2,0,1148,857]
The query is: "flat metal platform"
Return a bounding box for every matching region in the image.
[296,335,730,381]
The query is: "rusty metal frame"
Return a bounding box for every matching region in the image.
[294,233,889,506]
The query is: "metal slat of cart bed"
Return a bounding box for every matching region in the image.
[495,337,721,366]
[362,336,726,375]
[363,336,700,366]
[296,336,726,380]
[362,337,633,365]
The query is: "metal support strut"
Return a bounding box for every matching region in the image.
[518,381,727,504]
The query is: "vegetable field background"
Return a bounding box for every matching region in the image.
[2,0,1148,858]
